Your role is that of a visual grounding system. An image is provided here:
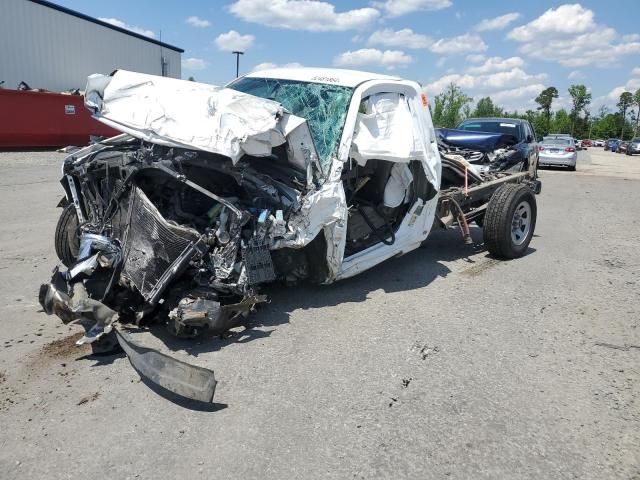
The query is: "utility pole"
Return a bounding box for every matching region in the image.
[232,51,244,78]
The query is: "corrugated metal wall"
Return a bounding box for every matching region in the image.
[0,0,181,91]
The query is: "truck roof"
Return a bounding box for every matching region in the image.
[243,67,401,88]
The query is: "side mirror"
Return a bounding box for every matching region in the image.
[526,134,534,143]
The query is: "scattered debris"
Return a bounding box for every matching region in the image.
[40,332,88,360]
[460,259,501,277]
[411,342,440,360]
[76,391,100,405]
[401,377,412,388]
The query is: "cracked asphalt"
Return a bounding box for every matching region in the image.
[0,148,638,479]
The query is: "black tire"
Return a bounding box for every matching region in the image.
[55,204,80,267]
[569,164,576,171]
[483,184,537,259]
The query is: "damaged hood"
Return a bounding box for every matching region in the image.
[436,128,518,152]
[85,70,309,163]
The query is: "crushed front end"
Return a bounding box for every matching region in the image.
[39,138,316,343]
[37,70,348,401]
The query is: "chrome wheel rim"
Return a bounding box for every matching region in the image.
[511,201,531,246]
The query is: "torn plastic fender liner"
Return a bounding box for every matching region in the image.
[115,328,217,403]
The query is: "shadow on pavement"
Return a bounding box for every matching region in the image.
[140,376,228,412]
[149,227,484,358]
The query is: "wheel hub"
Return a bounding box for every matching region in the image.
[511,201,532,246]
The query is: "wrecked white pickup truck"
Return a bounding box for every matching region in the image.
[39,68,541,402]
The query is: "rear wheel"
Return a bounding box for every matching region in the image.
[483,184,537,259]
[55,204,80,267]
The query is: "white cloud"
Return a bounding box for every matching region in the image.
[422,64,549,110]
[568,70,584,80]
[430,34,487,54]
[507,4,595,42]
[465,54,486,63]
[252,62,304,72]
[631,67,640,76]
[228,0,379,31]
[367,28,432,49]
[186,16,211,28]
[214,30,255,52]
[491,84,546,103]
[623,34,640,42]
[374,0,452,17]
[607,77,640,101]
[423,68,546,95]
[98,17,154,38]
[181,57,208,70]
[333,48,412,69]
[508,4,640,67]
[517,27,640,67]
[475,12,521,32]
[466,56,524,74]
[435,57,446,68]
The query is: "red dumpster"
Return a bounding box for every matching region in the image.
[0,89,120,148]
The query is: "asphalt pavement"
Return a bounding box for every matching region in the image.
[0,148,638,479]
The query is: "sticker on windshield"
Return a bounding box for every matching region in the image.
[499,123,516,128]
[310,76,339,83]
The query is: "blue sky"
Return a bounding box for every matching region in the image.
[56,0,640,112]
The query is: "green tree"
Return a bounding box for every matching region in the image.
[583,108,592,140]
[591,113,622,139]
[534,87,558,135]
[633,89,640,137]
[188,76,196,82]
[551,109,572,134]
[472,96,504,117]
[431,83,473,128]
[618,91,634,139]
[568,84,591,137]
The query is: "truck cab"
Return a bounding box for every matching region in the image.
[229,68,442,279]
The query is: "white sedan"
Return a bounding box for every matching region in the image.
[538,137,578,171]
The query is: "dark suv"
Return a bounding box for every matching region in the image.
[455,117,539,173]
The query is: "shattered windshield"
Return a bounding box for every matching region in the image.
[229,77,353,169]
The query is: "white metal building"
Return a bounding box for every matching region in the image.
[0,0,183,91]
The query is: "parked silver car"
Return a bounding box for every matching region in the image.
[538,136,577,171]
[627,138,640,155]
